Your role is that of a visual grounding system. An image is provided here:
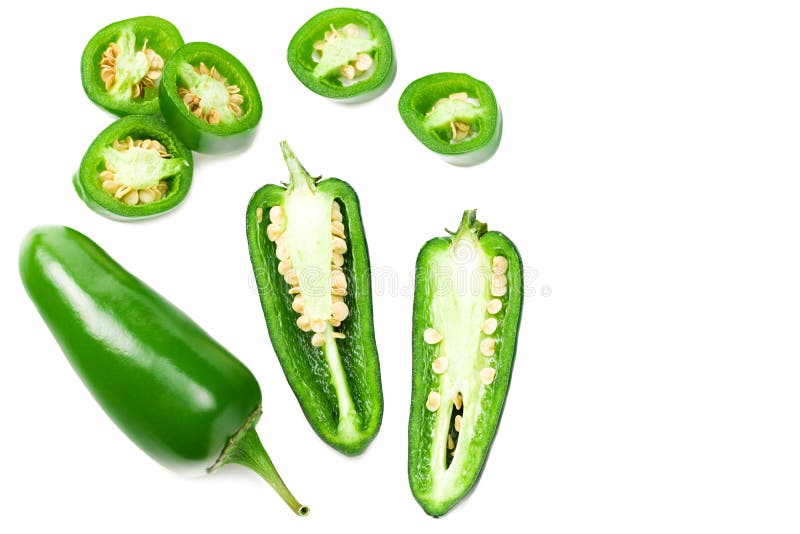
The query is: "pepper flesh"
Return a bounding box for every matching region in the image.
[408,211,522,516]
[81,16,184,116]
[160,42,262,153]
[19,226,307,515]
[398,73,503,166]
[73,115,193,220]
[246,142,383,455]
[287,8,396,102]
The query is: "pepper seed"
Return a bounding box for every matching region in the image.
[454,414,462,432]
[492,256,509,275]
[481,318,498,335]
[431,357,448,374]
[424,328,443,345]
[479,367,497,385]
[311,333,325,347]
[487,298,502,314]
[480,338,496,357]
[426,391,441,412]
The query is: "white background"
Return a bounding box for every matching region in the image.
[1,1,799,532]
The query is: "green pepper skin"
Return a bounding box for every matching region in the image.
[398,73,503,166]
[81,16,184,117]
[408,211,523,516]
[73,115,193,221]
[160,42,262,153]
[287,8,396,102]
[19,226,308,515]
[246,143,383,455]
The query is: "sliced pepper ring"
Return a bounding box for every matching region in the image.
[74,115,193,220]
[399,73,503,166]
[287,7,396,102]
[160,42,262,153]
[81,16,184,116]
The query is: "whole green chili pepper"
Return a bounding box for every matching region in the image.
[81,16,184,116]
[399,73,502,166]
[73,115,193,220]
[246,142,383,455]
[408,210,522,516]
[287,7,396,102]
[19,226,308,516]
[160,42,262,153]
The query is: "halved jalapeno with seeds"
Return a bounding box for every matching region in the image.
[399,73,502,166]
[74,115,193,220]
[287,8,396,102]
[160,42,262,153]
[81,16,184,116]
[246,142,383,455]
[409,210,522,516]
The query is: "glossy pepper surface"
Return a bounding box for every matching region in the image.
[19,226,307,515]
[408,211,522,516]
[160,42,262,153]
[81,16,184,116]
[288,7,396,102]
[73,115,193,220]
[246,142,383,455]
[399,73,502,166]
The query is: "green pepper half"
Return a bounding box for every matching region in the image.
[408,210,522,516]
[19,226,308,516]
[81,16,184,116]
[160,42,262,153]
[399,73,503,166]
[246,142,383,455]
[73,115,193,220]
[287,7,396,102]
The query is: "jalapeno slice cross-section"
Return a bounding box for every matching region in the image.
[246,142,383,455]
[399,73,502,166]
[408,210,523,516]
[81,16,184,116]
[287,7,396,102]
[74,115,193,220]
[160,42,262,153]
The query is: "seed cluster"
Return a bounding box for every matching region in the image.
[100,137,170,205]
[266,201,350,349]
[100,40,164,98]
[178,63,244,124]
[479,255,508,384]
[430,92,473,142]
[313,24,374,81]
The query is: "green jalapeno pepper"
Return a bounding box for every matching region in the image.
[159,42,262,153]
[399,73,502,166]
[408,210,522,516]
[73,115,193,220]
[246,142,383,455]
[287,7,396,102]
[19,226,308,516]
[81,16,184,117]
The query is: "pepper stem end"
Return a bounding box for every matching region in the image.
[280,141,317,193]
[224,426,309,516]
[453,209,487,240]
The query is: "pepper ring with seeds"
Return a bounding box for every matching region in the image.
[81,16,184,117]
[160,42,262,154]
[287,7,396,102]
[74,115,193,220]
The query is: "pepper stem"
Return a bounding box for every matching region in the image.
[224,426,310,516]
[451,209,487,241]
[280,141,317,193]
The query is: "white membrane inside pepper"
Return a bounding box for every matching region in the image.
[425,234,496,498]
